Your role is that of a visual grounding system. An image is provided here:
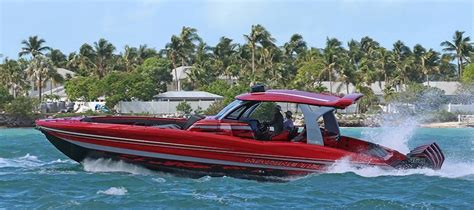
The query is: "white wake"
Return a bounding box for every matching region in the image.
[82,158,154,175]
[327,158,474,179]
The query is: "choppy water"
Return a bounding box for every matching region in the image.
[1,127,473,208]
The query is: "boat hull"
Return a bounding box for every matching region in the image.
[40,129,315,181]
[35,117,403,181]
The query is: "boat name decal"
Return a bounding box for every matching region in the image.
[244,158,321,169]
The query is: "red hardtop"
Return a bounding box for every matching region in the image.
[236,89,363,109]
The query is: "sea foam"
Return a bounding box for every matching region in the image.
[97,187,128,196]
[327,158,474,179]
[82,158,154,175]
[0,154,43,168]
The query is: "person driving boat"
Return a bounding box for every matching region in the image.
[263,105,284,136]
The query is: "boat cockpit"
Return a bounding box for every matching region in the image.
[190,99,341,145]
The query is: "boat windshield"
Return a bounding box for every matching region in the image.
[214,100,244,119]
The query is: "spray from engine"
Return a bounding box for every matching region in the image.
[332,83,474,179]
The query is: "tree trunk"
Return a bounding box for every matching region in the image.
[251,43,256,85]
[329,68,332,93]
[172,56,179,91]
[459,56,464,79]
[346,82,349,95]
[426,74,430,86]
[38,75,42,102]
[50,79,53,95]
[11,86,15,98]
[251,45,255,75]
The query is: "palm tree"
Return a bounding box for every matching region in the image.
[68,43,96,76]
[164,36,182,91]
[137,44,157,63]
[392,41,412,88]
[360,36,380,57]
[374,47,394,86]
[93,38,116,78]
[162,27,201,90]
[244,24,275,81]
[179,26,201,66]
[322,38,343,93]
[46,49,67,68]
[337,58,356,94]
[19,36,51,58]
[0,58,26,98]
[347,40,362,71]
[421,49,440,85]
[122,45,139,72]
[358,37,381,86]
[26,56,56,102]
[213,37,238,80]
[441,31,473,79]
[283,34,307,59]
[393,40,411,61]
[438,54,457,80]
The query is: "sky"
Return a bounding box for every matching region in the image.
[0,0,473,59]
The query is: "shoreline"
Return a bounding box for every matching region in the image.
[1,113,471,128]
[2,123,470,129]
[419,121,471,128]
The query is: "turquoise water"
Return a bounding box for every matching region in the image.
[1,128,473,208]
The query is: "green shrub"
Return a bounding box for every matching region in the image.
[4,97,39,117]
[194,106,204,115]
[433,110,458,122]
[176,101,192,114]
[0,87,13,111]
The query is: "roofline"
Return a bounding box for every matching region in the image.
[235,90,363,109]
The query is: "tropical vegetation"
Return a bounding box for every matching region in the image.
[0,26,472,114]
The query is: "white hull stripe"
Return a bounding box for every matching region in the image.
[40,126,226,150]
[191,125,253,130]
[60,137,322,172]
[40,126,387,167]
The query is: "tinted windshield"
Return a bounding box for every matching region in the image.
[214,100,244,119]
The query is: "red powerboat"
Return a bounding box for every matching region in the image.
[36,86,444,180]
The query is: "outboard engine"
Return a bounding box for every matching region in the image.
[397,142,445,170]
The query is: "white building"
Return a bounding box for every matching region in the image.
[29,68,76,101]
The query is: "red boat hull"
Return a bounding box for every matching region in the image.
[36,116,443,181]
[42,131,313,180]
[36,117,395,180]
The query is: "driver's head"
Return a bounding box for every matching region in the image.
[285,111,292,119]
[275,105,282,113]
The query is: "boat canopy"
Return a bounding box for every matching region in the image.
[236,90,363,109]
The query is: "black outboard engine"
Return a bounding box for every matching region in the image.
[398,142,445,169]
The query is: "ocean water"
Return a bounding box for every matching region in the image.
[1,127,473,209]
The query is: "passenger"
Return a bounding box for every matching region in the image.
[283,111,294,130]
[264,105,284,135]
